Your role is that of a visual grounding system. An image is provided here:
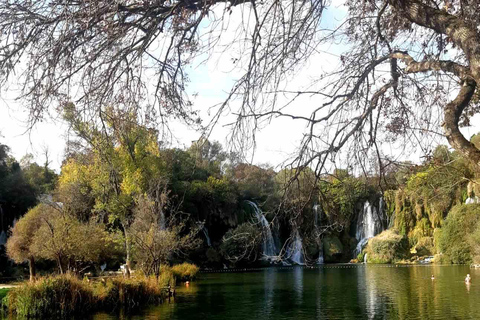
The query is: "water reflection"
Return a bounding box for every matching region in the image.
[85,265,480,320]
[263,268,276,317]
[293,266,303,304]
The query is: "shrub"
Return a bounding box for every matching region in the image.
[5,274,95,318]
[413,237,434,256]
[365,230,409,263]
[96,275,168,311]
[4,272,173,318]
[323,236,343,263]
[171,263,199,282]
[436,204,480,264]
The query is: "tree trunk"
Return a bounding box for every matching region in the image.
[28,257,36,282]
[390,0,480,168]
[122,223,131,278]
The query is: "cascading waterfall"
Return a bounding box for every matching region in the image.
[288,229,305,265]
[355,199,385,256]
[246,201,277,259]
[313,204,324,264]
[202,226,212,247]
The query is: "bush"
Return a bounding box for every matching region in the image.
[323,236,343,263]
[436,204,480,264]
[413,237,434,256]
[96,275,169,311]
[4,272,173,318]
[171,263,199,282]
[365,230,409,263]
[5,274,95,318]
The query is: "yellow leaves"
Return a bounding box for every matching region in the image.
[121,168,144,195]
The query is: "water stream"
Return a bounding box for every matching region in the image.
[287,229,305,265]
[202,226,211,247]
[246,201,277,259]
[354,199,385,256]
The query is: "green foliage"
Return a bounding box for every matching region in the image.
[319,171,370,229]
[436,204,480,264]
[323,236,344,263]
[231,163,275,201]
[7,203,119,274]
[365,230,409,264]
[412,237,434,256]
[20,154,57,195]
[221,223,261,263]
[0,144,37,228]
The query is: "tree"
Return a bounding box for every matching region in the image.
[4,1,480,259]
[0,144,37,233]
[1,0,480,174]
[21,153,58,196]
[130,194,201,278]
[5,204,44,281]
[0,0,479,185]
[7,203,117,276]
[30,209,118,274]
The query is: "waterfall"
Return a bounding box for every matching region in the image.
[313,204,324,264]
[355,199,385,255]
[246,201,277,259]
[287,229,305,265]
[202,226,212,247]
[317,244,324,264]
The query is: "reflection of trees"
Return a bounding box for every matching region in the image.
[263,269,277,317]
[360,265,480,319]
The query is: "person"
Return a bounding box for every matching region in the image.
[431,275,435,280]
[465,274,471,283]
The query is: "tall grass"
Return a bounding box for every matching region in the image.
[5,274,95,318]
[171,263,199,282]
[3,263,197,318]
[4,273,174,318]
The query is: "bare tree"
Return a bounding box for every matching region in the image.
[1,0,480,175]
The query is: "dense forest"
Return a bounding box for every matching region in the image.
[1,106,480,281]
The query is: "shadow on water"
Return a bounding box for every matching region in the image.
[7,265,480,320]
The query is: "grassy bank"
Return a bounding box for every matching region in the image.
[1,263,198,319]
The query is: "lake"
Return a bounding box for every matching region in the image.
[93,265,480,320]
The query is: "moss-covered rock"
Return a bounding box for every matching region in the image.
[323,236,343,262]
[365,230,409,263]
[412,237,434,256]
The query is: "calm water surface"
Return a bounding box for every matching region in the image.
[94,265,480,320]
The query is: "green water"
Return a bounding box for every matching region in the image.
[94,265,480,320]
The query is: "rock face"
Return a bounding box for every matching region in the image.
[365,230,409,263]
[323,236,344,263]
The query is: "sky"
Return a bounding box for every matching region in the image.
[0,2,479,173]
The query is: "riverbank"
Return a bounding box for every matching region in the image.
[1,263,198,319]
